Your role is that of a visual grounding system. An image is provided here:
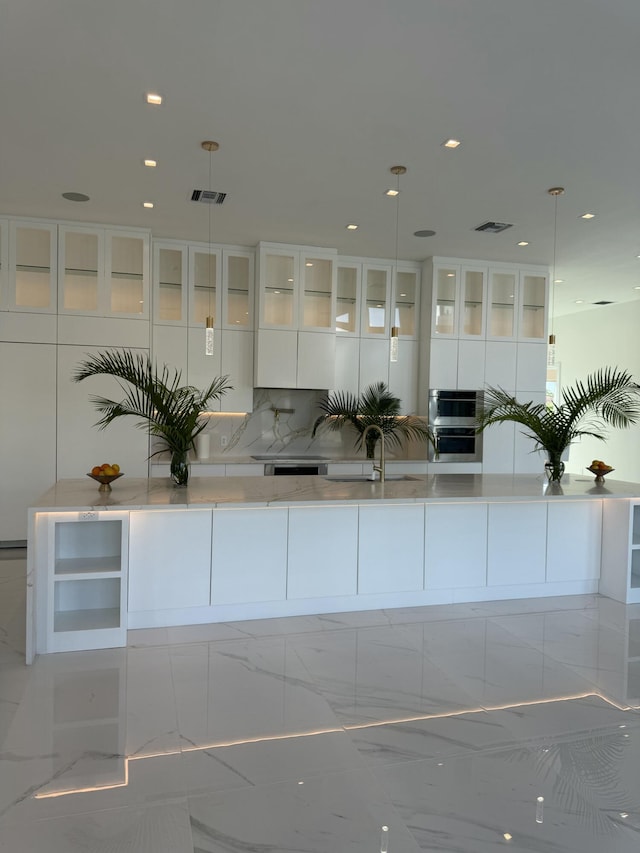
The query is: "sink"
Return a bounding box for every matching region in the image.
[324,475,421,483]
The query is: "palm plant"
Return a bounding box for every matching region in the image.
[476,367,640,481]
[73,350,231,485]
[312,381,435,459]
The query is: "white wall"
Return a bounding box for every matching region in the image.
[555,301,640,483]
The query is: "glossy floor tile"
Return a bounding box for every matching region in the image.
[3,549,640,851]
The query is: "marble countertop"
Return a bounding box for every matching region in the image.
[30,473,640,512]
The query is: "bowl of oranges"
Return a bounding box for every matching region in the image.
[87,463,123,492]
[586,460,614,482]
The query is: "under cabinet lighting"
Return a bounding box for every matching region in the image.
[144,159,157,168]
[146,92,162,105]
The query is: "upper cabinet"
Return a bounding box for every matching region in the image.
[7,220,57,313]
[487,266,547,341]
[58,224,150,318]
[432,261,487,339]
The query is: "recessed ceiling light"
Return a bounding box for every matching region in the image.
[385,188,400,197]
[144,159,157,168]
[575,299,584,304]
[146,92,162,105]
[143,201,154,209]
[503,833,513,841]
[517,241,529,246]
[346,224,358,230]
[580,212,595,219]
[620,813,629,819]
[442,138,461,149]
[62,191,90,202]
[554,279,564,283]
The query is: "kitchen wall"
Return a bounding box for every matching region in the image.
[556,301,640,483]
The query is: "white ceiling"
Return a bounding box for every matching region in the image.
[2,0,640,317]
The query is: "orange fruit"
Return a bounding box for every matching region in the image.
[91,466,102,476]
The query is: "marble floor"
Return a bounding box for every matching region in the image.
[2,549,640,851]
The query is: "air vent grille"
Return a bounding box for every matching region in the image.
[191,189,227,205]
[474,221,513,234]
[593,300,614,305]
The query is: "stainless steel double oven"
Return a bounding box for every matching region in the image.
[428,390,484,463]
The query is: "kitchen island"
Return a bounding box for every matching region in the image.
[27,474,640,662]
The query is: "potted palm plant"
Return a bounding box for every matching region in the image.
[73,350,231,486]
[312,381,435,459]
[476,367,640,481]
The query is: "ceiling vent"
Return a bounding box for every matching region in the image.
[191,189,227,205]
[593,300,615,305]
[474,221,513,234]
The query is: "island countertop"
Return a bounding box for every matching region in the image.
[30,473,640,512]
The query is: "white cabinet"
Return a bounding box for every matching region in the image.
[0,217,7,310]
[425,503,488,589]
[39,512,128,653]
[601,500,640,603]
[336,262,361,334]
[0,341,56,541]
[58,225,150,318]
[546,501,602,583]
[334,336,360,395]
[487,502,547,586]
[128,510,212,613]
[153,240,188,325]
[431,261,487,339]
[358,504,424,594]
[287,505,358,598]
[7,220,57,313]
[211,507,288,604]
[487,266,548,342]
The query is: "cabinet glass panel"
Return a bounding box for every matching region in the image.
[63,231,99,312]
[193,250,218,324]
[110,236,144,314]
[632,550,640,589]
[15,226,53,309]
[158,247,183,322]
[54,578,121,632]
[633,505,640,546]
[226,254,250,326]
[489,272,516,337]
[336,266,358,332]
[520,274,546,339]
[461,270,484,336]
[435,268,457,335]
[302,257,332,328]
[364,268,388,334]
[264,253,294,326]
[395,271,417,335]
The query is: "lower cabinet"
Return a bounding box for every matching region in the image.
[601,500,640,603]
[287,505,358,598]
[487,502,547,586]
[546,500,602,582]
[425,503,488,589]
[358,504,424,594]
[211,507,288,604]
[128,510,212,612]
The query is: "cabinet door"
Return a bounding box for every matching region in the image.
[106,231,149,318]
[297,331,335,389]
[359,337,389,393]
[58,225,102,314]
[518,271,547,341]
[152,325,188,379]
[547,501,602,583]
[254,328,298,388]
[189,245,221,327]
[0,217,7,310]
[288,506,358,598]
[10,221,57,313]
[0,342,56,540]
[300,253,335,331]
[361,265,391,336]
[393,267,419,338]
[358,504,424,594]
[485,341,517,391]
[223,250,254,330]
[425,503,487,589]
[432,264,458,337]
[487,268,517,339]
[211,508,287,604]
[259,247,298,329]
[334,335,360,396]
[154,242,187,325]
[187,330,223,411]
[457,339,486,389]
[459,266,486,337]
[220,329,253,412]
[487,503,547,586]
[336,264,360,335]
[389,339,418,413]
[481,421,515,474]
[129,510,212,612]
[516,342,547,393]
[429,338,458,389]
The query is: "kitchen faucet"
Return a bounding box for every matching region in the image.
[362,424,385,482]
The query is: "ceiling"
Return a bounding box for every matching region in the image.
[2,0,640,317]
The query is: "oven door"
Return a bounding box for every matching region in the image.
[429,426,483,462]
[428,390,483,425]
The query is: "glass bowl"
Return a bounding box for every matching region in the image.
[586,465,614,482]
[87,472,124,492]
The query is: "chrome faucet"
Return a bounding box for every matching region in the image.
[362,424,385,482]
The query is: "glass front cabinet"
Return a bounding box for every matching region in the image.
[7,220,58,312]
[432,262,487,339]
[487,266,547,341]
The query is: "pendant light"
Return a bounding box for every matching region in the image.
[547,186,565,367]
[389,165,406,363]
[202,140,219,356]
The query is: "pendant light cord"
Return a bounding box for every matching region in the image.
[550,192,558,339]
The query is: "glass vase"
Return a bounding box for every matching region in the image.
[170,449,190,487]
[544,454,565,483]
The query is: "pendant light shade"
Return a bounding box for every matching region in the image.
[389,165,406,363]
[547,186,565,367]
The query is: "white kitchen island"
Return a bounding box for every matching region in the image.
[26,473,640,662]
